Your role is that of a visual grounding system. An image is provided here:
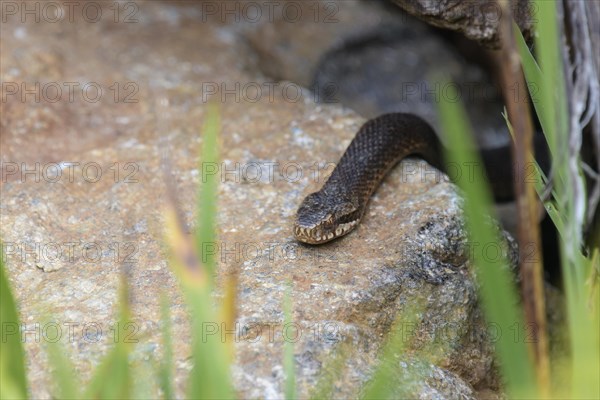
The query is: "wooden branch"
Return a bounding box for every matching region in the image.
[496,0,550,392]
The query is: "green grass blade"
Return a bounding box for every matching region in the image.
[529,2,598,397]
[0,252,28,400]
[82,279,133,399]
[532,0,581,261]
[185,288,235,400]
[283,285,296,400]
[83,344,131,399]
[44,332,80,399]
[533,0,568,159]
[500,113,566,238]
[566,256,600,399]
[196,102,221,280]
[437,81,537,397]
[514,23,553,156]
[131,360,155,399]
[361,301,422,399]
[183,104,235,400]
[516,9,599,397]
[515,21,570,231]
[158,294,174,399]
[309,342,351,400]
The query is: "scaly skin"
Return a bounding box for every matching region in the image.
[294,113,443,244]
[293,112,542,244]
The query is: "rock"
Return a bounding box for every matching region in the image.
[247,0,512,149]
[232,170,506,398]
[0,1,517,398]
[390,0,535,48]
[310,23,510,148]
[244,0,411,89]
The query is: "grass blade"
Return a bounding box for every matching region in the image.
[0,251,28,400]
[437,81,538,397]
[522,2,599,396]
[361,301,422,399]
[164,104,235,399]
[514,23,554,159]
[44,331,80,399]
[309,342,351,400]
[283,285,296,400]
[196,102,221,280]
[82,277,133,399]
[158,294,174,400]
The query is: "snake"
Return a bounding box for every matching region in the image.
[293,112,545,245]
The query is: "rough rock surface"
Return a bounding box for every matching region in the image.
[390,0,535,48]
[246,0,513,148]
[244,0,408,89]
[0,1,518,398]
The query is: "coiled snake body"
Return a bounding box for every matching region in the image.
[294,113,446,244]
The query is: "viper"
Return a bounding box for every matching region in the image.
[293,112,546,244]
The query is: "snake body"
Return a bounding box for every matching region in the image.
[293,112,547,244]
[294,113,445,244]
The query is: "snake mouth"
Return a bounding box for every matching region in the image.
[293,220,359,244]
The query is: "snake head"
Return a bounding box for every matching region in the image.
[293,191,360,244]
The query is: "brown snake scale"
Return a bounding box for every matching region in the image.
[293,113,527,244]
